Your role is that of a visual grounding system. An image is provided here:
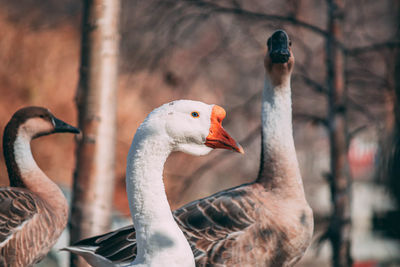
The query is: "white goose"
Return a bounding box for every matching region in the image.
[64,100,243,266]
[0,107,79,266]
[66,30,313,266]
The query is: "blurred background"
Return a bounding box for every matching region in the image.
[0,0,399,266]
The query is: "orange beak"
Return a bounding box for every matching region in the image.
[205,105,244,154]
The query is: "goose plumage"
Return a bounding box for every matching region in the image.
[66,30,313,266]
[64,100,243,267]
[0,106,79,266]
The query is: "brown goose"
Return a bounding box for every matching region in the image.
[0,107,79,266]
[66,30,313,266]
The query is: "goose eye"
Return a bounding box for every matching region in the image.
[191,111,200,118]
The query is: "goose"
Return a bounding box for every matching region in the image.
[66,30,313,266]
[0,106,79,266]
[64,100,243,267]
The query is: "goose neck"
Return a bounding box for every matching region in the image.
[257,78,304,196]
[126,132,190,262]
[3,126,68,220]
[3,121,26,188]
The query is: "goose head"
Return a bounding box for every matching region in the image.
[138,100,243,156]
[264,29,294,86]
[7,106,80,140]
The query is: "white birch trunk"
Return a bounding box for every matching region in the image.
[70,0,120,266]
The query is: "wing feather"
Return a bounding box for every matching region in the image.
[71,184,259,265]
[0,188,37,248]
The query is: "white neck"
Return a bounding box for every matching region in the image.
[257,77,304,196]
[13,132,68,219]
[14,134,41,174]
[125,129,194,266]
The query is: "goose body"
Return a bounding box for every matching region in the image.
[0,107,79,266]
[67,30,313,266]
[64,100,243,267]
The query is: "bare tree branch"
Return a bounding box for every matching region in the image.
[294,112,328,126]
[347,124,369,144]
[181,0,328,36]
[346,41,400,56]
[293,73,328,94]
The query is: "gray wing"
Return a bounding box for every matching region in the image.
[174,185,256,264]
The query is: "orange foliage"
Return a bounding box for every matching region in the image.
[0,10,80,187]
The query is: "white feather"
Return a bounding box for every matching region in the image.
[14,133,39,175]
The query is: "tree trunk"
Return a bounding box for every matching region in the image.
[326,0,352,266]
[69,0,120,266]
[387,0,400,221]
